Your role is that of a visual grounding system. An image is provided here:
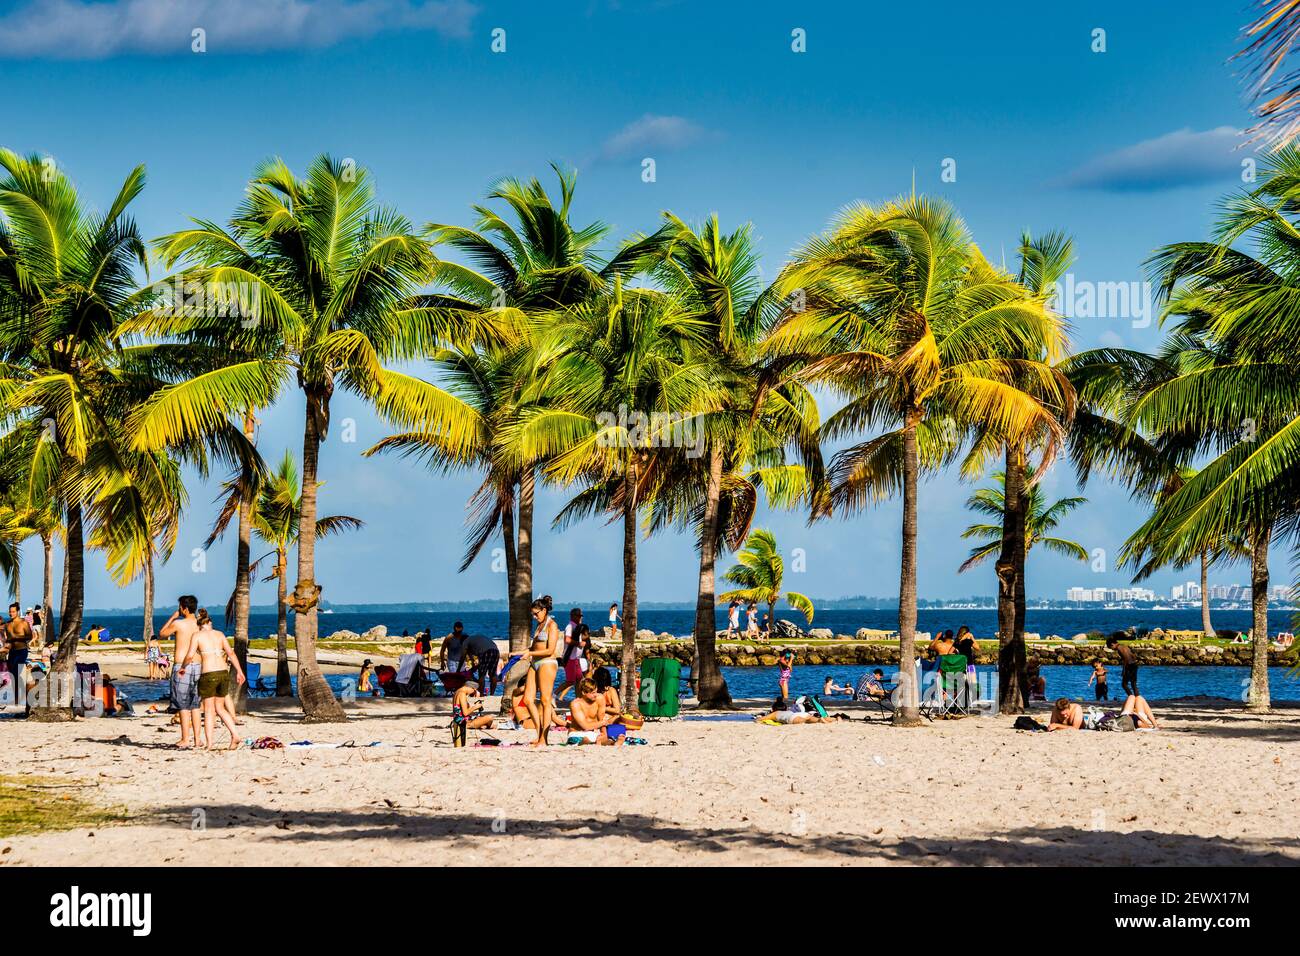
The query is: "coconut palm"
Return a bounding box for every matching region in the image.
[138,155,483,721]
[717,529,814,636]
[419,167,667,653]
[0,150,240,718]
[640,213,823,707]
[507,282,726,709]
[1121,149,1300,710]
[1235,0,1300,145]
[771,196,1068,725]
[959,468,1088,574]
[241,451,362,695]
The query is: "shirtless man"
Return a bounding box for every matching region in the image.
[4,603,33,706]
[161,595,204,748]
[1106,636,1139,697]
[193,609,244,750]
[568,678,623,745]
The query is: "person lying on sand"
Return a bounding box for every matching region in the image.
[567,677,625,745]
[452,680,495,733]
[1120,694,1158,729]
[1047,697,1083,731]
[753,708,846,725]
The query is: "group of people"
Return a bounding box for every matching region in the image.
[447,596,643,746]
[160,595,246,750]
[726,600,769,639]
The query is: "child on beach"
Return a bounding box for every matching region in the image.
[746,603,759,638]
[1088,661,1108,700]
[777,648,794,702]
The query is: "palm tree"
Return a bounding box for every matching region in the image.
[0,150,226,718]
[1235,1,1300,146]
[140,155,480,721]
[419,167,666,653]
[959,467,1088,575]
[1121,149,1300,711]
[643,213,822,707]
[718,528,814,635]
[772,196,1067,725]
[243,451,363,695]
[509,282,725,709]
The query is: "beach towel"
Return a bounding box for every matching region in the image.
[395,653,421,684]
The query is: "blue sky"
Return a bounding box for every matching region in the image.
[0,0,1286,609]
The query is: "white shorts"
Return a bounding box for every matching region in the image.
[568,730,600,744]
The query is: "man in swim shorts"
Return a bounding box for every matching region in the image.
[568,677,621,745]
[161,595,203,748]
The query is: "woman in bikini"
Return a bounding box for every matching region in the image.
[521,595,561,746]
[193,609,246,750]
[593,665,644,730]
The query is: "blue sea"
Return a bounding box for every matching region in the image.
[111,663,1300,704]
[76,606,1297,643]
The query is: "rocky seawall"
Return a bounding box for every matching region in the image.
[589,636,1298,668]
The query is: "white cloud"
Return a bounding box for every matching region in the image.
[597,113,718,161]
[0,0,477,58]
[1059,126,1251,192]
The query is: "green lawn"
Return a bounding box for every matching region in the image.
[0,776,128,839]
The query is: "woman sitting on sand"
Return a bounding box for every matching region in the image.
[192,609,246,750]
[1047,697,1083,731]
[592,666,644,730]
[1120,694,1158,729]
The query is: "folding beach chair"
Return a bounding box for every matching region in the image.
[852,672,895,720]
[922,654,970,720]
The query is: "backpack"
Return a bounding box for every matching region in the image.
[1097,712,1135,732]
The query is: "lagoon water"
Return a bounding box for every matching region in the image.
[78,606,1298,643]
[114,663,1300,706]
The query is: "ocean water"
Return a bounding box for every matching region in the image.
[69,606,1300,643]
[110,663,1300,706]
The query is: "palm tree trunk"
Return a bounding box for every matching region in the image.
[1200,549,1214,639]
[894,417,922,726]
[276,549,292,696]
[501,496,524,654]
[997,445,1028,714]
[42,533,53,644]
[231,411,254,714]
[141,550,155,642]
[510,471,534,654]
[1246,526,1271,712]
[693,445,731,707]
[620,461,639,712]
[32,501,83,721]
[12,560,19,608]
[293,389,346,722]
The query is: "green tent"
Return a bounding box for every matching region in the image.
[638,657,681,718]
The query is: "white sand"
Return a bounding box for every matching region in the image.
[0,671,1296,865]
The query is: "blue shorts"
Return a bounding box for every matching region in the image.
[170,665,201,712]
[605,722,628,741]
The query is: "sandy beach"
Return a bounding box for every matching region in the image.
[1,650,1297,866]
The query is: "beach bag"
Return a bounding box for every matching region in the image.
[1013,715,1045,731]
[1098,712,1135,732]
